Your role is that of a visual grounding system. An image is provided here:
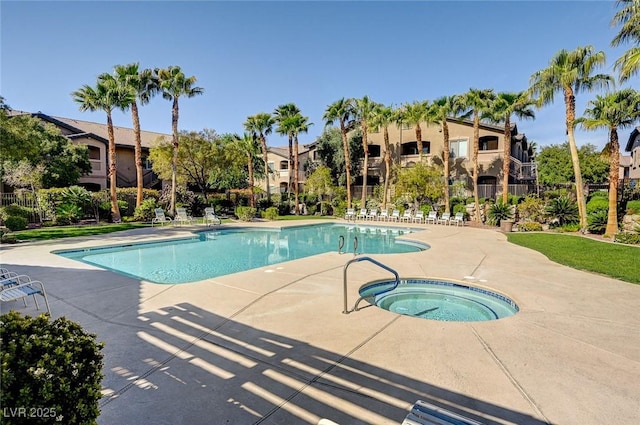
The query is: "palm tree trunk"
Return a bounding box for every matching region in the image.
[340,121,352,208]
[106,111,121,223]
[443,121,450,212]
[260,134,271,202]
[383,127,391,210]
[416,125,423,160]
[170,97,179,216]
[131,102,144,209]
[288,135,293,199]
[247,153,255,208]
[564,87,587,231]
[472,112,480,223]
[361,121,369,207]
[605,127,620,236]
[294,135,300,215]
[502,117,512,205]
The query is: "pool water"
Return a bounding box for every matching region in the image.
[359,279,518,322]
[56,224,426,284]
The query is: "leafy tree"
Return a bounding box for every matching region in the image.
[73,73,136,222]
[156,66,204,215]
[231,133,261,207]
[352,96,377,206]
[529,45,613,231]
[244,113,276,202]
[393,162,445,210]
[578,88,640,236]
[314,127,363,188]
[611,0,640,82]
[536,142,609,185]
[324,98,356,207]
[305,165,335,214]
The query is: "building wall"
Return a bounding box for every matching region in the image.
[629,133,640,179]
[255,150,309,195]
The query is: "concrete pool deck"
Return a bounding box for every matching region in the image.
[1,220,639,425]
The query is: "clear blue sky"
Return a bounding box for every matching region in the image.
[2,1,637,151]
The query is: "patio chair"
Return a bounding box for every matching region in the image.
[389,209,400,222]
[452,212,465,226]
[204,207,221,226]
[438,212,452,225]
[378,209,389,221]
[152,208,173,227]
[175,207,194,226]
[344,208,356,221]
[400,210,413,222]
[366,208,378,221]
[413,210,425,223]
[0,275,51,314]
[357,208,368,220]
[425,210,438,224]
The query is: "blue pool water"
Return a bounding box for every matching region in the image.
[359,279,518,322]
[56,224,427,284]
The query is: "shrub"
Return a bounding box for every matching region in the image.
[1,203,30,219]
[589,190,609,199]
[452,203,467,217]
[256,198,273,211]
[558,223,581,232]
[262,207,279,220]
[518,222,543,232]
[614,232,640,245]
[507,194,523,205]
[4,216,28,231]
[133,198,158,221]
[546,196,579,226]
[517,195,545,223]
[587,210,609,234]
[1,312,104,425]
[235,206,256,221]
[586,197,608,214]
[625,200,640,215]
[487,202,513,226]
[55,203,83,224]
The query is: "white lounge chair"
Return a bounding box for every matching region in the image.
[366,208,378,221]
[400,210,413,222]
[438,212,452,225]
[425,210,438,224]
[452,212,465,226]
[378,209,389,221]
[413,210,425,223]
[204,207,221,226]
[175,207,194,225]
[0,274,51,314]
[357,208,368,220]
[389,209,400,222]
[344,208,356,221]
[152,208,173,227]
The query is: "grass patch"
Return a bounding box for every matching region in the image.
[506,233,640,284]
[276,215,336,221]
[12,223,150,241]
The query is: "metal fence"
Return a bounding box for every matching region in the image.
[1,192,42,223]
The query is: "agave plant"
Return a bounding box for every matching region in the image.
[546,196,579,226]
[487,201,513,226]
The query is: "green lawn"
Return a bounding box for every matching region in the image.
[506,233,640,284]
[12,223,151,241]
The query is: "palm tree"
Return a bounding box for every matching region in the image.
[291,113,313,214]
[529,46,613,231]
[156,66,204,215]
[370,103,395,209]
[429,95,461,212]
[402,100,430,160]
[244,113,276,203]
[324,98,355,207]
[72,74,136,223]
[352,96,377,206]
[485,92,536,205]
[233,133,261,208]
[274,103,301,198]
[459,88,495,223]
[114,63,158,208]
[577,88,640,236]
[611,0,640,82]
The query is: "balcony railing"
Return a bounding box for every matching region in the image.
[509,157,536,181]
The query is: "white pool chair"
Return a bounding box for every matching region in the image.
[438,212,452,225]
[204,207,221,226]
[175,207,194,225]
[413,210,425,223]
[452,212,465,226]
[366,208,378,220]
[344,208,356,221]
[389,209,400,222]
[0,275,51,314]
[400,210,413,222]
[152,208,173,227]
[378,209,389,221]
[357,208,368,220]
[425,210,438,224]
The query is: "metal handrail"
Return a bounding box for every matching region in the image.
[338,235,345,254]
[343,256,400,314]
[353,236,358,256]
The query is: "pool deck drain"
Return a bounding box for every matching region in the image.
[1,220,639,425]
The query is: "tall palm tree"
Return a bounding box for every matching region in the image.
[244,113,276,203]
[402,100,430,160]
[156,66,204,215]
[611,0,640,82]
[429,95,461,212]
[459,88,495,223]
[529,46,613,231]
[352,96,377,206]
[233,133,261,208]
[370,103,395,209]
[72,74,136,223]
[274,103,301,199]
[578,88,640,236]
[114,63,158,208]
[485,92,536,204]
[324,98,355,207]
[291,113,313,214]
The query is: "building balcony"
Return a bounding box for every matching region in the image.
[509,157,536,181]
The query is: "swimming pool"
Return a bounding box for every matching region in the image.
[56,223,427,284]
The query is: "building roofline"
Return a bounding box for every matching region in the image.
[626,127,640,152]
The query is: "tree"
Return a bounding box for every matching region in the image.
[459,88,495,223]
[529,46,613,231]
[305,165,335,214]
[114,63,158,208]
[156,66,204,215]
[232,132,262,207]
[244,113,276,203]
[577,88,640,236]
[401,100,430,160]
[352,96,377,206]
[393,162,445,210]
[274,103,301,197]
[536,143,609,186]
[370,103,395,209]
[314,127,364,187]
[324,98,355,207]
[484,91,536,204]
[72,73,136,222]
[290,113,312,214]
[611,0,640,82]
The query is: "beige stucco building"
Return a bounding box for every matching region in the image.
[622,127,640,180]
[255,146,311,196]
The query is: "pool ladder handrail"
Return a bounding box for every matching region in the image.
[343,256,400,314]
[338,235,359,256]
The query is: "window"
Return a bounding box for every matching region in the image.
[368,145,381,157]
[268,162,275,172]
[450,139,468,158]
[88,146,100,160]
[279,160,288,170]
[479,136,499,151]
[401,142,418,156]
[422,141,431,155]
[141,156,153,170]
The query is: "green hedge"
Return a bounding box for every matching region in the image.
[235,206,257,221]
[625,200,640,215]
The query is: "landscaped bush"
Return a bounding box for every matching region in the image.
[256,198,273,211]
[589,190,609,199]
[546,196,579,226]
[332,201,347,218]
[133,198,158,221]
[0,228,17,244]
[614,232,640,245]
[625,200,640,215]
[452,203,467,217]
[262,207,279,220]
[4,216,28,231]
[0,203,30,219]
[586,197,609,214]
[518,222,543,232]
[55,203,84,224]
[558,223,581,232]
[517,195,545,223]
[507,194,523,205]
[587,210,609,234]
[1,312,104,425]
[487,201,513,226]
[235,206,256,221]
